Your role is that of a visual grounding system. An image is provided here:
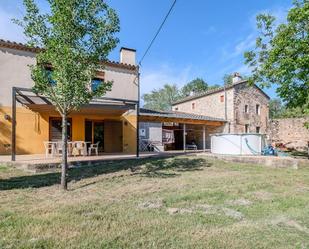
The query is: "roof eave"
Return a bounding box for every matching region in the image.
[0,39,137,71]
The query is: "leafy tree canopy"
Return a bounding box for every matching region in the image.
[15,0,120,114]
[269,98,306,119]
[142,77,223,111]
[181,78,208,97]
[244,0,309,116]
[142,84,181,111]
[223,74,233,86]
[15,0,120,189]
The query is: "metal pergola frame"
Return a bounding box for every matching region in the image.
[11,87,140,161]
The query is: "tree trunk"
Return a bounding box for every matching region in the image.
[61,113,68,190]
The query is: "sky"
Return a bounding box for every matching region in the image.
[0,0,293,99]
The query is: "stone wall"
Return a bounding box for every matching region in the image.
[233,83,269,134]
[172,82,270,135]
[268,118,309,151]
[172,88,234,121]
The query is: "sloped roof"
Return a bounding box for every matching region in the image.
[0,39,137,71]
[173,80,270,105]
[140,108,226,122]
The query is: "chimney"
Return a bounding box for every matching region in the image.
[232,72,242,84]
[120,47,136,65]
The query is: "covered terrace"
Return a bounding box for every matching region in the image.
[10,87,139,161]
[139,108,226,152]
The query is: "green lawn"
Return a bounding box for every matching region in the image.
[0,156,309,249]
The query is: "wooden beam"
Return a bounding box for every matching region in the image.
[16,90,35,104]
[11,87,16,161]
[139,115,225,126]
[203,125,206,152]
[136,103,140,158]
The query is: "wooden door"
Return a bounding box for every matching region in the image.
[49,117,72,141]
[104,121,123,153]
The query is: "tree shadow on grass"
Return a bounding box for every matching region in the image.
[135,157,211,178]
[0,156,212,190]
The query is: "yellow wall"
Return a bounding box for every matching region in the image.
[122,113,137,153]
[0,106,137,155]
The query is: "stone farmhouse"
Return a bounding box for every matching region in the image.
[138,74,270,152]
[172,73,270,135]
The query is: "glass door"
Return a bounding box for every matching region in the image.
[84,120,104,152]
[93,122,104,152]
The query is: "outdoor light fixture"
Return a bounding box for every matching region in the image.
[4,114,11,121]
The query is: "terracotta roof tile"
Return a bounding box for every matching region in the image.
[173,80,270,105]
[0,39,137,71]
[140,108,226,122]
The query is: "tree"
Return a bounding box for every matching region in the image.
[208,84,221,90]
[16,0,120,189]
[269,98,307,119]
[244,0,309,118]
[223,74,233,86]
[181,78,208,97]
[142,84,181,111]
[269,98,283,118]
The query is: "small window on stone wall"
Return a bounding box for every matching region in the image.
[175,107,178,111]
[256,126,260,133]
[192,103,195,110]
[256,104,260,115]
[220,95,224,102]
[245,124,249,133]
[244,105,249,113]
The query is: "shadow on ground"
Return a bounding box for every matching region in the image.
[0,156,211,190]
[135,157,210,178]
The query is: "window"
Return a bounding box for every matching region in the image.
[256,104,260,115]
[245,124,249,133]
[91,78,103,91]
[49,117,72,141]
[256,126,260,133]
[46,68,56,86]
[139,128,146,137]
[174,107,178,111]
[220,95,224,102]
[244,105,249,113]
[192,103,195,110]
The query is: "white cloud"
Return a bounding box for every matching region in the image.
[219,5,290,78]
[0,7,25,42]
[140,63,193,95]
[230,33,256,59]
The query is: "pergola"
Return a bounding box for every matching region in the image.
[11,87,139,161]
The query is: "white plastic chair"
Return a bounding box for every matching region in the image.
[43,141,56,158]
[56,141,63,155]
[75,141,87,156]
[88,142,100,156]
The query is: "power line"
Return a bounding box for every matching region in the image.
[138,0,177,66]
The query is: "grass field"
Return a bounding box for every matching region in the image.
[0,155,309,249]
